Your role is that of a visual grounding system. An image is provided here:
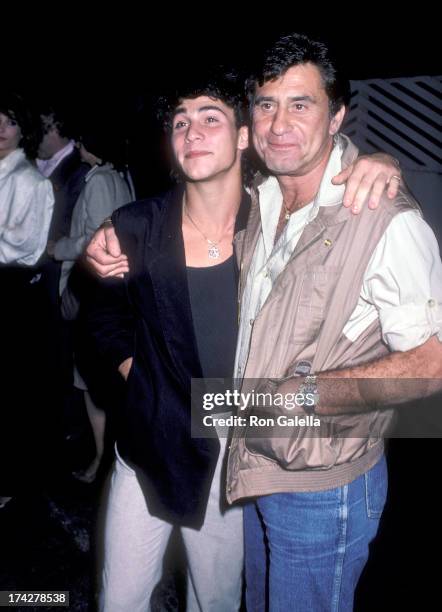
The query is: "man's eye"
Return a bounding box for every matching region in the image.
[259,102,274,111]
[174,120,187,129]
[206,116,219,123]
[293,104,306,111]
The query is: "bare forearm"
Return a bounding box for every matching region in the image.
[323,336,442,380]
[320,336,442,413]
[313,378,439,416]
[279,336,442,415]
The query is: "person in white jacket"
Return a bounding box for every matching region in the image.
[0,93,54,265]
[0,93,54,510]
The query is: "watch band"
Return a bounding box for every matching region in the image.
[298,375,319,414]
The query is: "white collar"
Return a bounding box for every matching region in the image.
[257,135,347,248]
[37,140,75,177]
[0,148,26,178]
[84,162,114,182]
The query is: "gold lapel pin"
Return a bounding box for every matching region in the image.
[324,238,332,247]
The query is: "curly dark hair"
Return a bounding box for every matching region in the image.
[156,66,255,184]
[157,67,248,132]
[247,33,351,117]
[0,92,42,159]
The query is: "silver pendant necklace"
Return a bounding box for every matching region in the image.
[184,205,221,259]
[283,202,293,221]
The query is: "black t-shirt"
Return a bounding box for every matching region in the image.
[187,255,237,379]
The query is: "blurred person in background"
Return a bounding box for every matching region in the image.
[54,116,132,483]
[0,92,54,509]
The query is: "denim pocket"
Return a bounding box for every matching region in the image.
[364,455,388,519]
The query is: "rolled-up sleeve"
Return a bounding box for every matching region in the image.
[362,210,442,351]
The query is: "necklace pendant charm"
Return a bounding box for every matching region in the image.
[208,244,220,259]
[285,212,291,221]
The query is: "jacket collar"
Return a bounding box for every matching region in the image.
[0,148,26,179]
[144,186,202,383]
[289,135,360,258]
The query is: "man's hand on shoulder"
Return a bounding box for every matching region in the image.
[86,222,129,278]
[333,153,402,214]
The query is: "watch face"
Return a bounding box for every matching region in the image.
[294,360,312,376]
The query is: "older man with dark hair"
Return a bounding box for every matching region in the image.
[226,33,442,611]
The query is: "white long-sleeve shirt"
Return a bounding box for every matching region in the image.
[0,149,54,265]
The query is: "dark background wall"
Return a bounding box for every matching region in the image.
[9,14,440,200]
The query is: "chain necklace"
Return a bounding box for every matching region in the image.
[283,202,293,221]
[282,198,312,221]
[275,199,311,245]
[184,205,222,259]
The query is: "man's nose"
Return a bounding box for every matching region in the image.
[185,123,203,142]
[270,107,292,136]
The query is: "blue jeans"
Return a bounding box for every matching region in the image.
[244,455,387,612]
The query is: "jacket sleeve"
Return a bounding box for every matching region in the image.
[85,276,135,373]
[85,199,149,372]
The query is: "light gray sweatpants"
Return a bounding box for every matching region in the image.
[99,437,243,612]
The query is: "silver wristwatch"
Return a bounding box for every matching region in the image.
[298,375,319,414]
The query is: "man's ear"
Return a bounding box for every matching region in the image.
[237,126,249,151]
[329,106,346,136]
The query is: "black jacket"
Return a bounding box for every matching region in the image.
[48,148,90,242]
[88,186,250,528]
[39,149,90,310]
